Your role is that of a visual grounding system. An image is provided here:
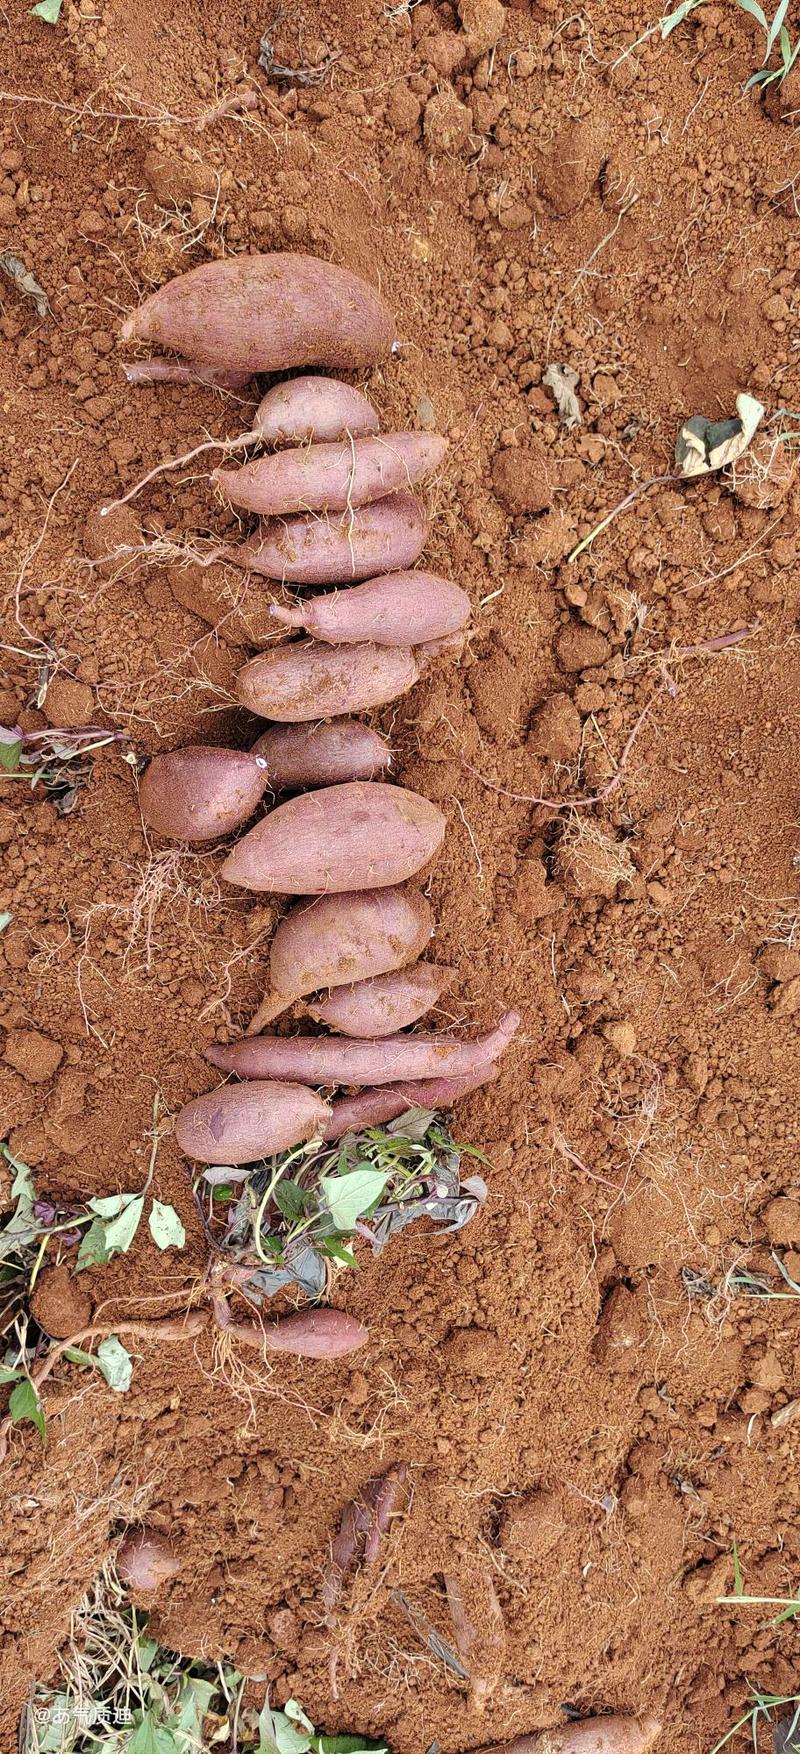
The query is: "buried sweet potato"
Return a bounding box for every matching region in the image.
[119,252,396,373]
[221,781,446,894]
[255,375,379,446]
[472,1718,662,1754]
[236,639,420,721]
[250,886,434,1030]
[214,433,447,516]
[251,719,391,789]
[225,490,428,583]
[307,963,453,1036]
[206,1009,521,1085]
[116,1530,180,1598]
[175,1080,330,1164]
[139,746,269,841]
[321,1064,499,1139]
[270,568,470,647]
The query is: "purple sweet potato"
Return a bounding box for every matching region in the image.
[214,433,447,516]
[174,1080,330,1164]
[206,1010,520,1085]
[322,1064,499,1139]
[224,490,428,584]
[255,375,379,446]
[307,963,452,1036]
[236,639,419,721]
[251,886,434,1029]
[251,719,391,789]
[139,746,268,841]
[221,781,446,895]
[119,252,396,372]
[472,1717,662,1754]
[270,569,470,646]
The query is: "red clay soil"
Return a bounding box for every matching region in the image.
[1,0,800,1749]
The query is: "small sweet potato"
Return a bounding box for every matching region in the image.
[214,433,447,516]
[225,490,428,584]
[251,719,391,789]
[264,1309,368,1357]
[251,886,434,1028]
[221,781,446,894]
[139,746,269,841]
[255,375,379,446]
[116,1530,179,1597]
[321,1064,499,1139]
[119,252,396,372]
[472,1716,662,1754]
[207,1010,520,1085]
[236,639,420,721]
[270,568,470,646]
[175,1080,330,1164]
[307,963,452,1036]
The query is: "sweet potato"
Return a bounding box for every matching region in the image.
[321,1064,499,1139]
[139,746,268,841]
[472,1716,662,1754]
[123,358,252,389]
[255,375,379,446]
[221,781,446,894]
[224,490,428,583]
[251,719,391,789]
[174,1080,330,1164]
[264,1309,368,1357]
[119,252,396,372]
[307,963,452,1035]
[214,433,447,516]
[271,568,470,646]
[116,1530,179,1596]
[207,1010,520,1085]
[251,886,434,1029]
[236,639,420,721]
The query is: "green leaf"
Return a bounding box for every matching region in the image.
[661,0,703,37]
[314,1739,390,1754]
[258,1700,313,1754]
[33,1693,81,1751]
[96,1335,133,1391]
[9,1377,45,1443]
[730,0,769,28]
[0,1365,22,1384]
[137,1637,160,1674]
[0,913,12,933]
[128,1713,182,1754]
[30,0,63,19]
[273,1179,308,1222]
[0,733,23,773]
[76,1216,112,1271]
[87,1192,133,1219]
[320,1168,391,1231]
[320,1239,358,1268]
[102,1193,145,1255]
[765,0,790,57]
[148,1200,186,1251]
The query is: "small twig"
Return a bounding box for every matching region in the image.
[568,472,679,563]
[389,1587,469,1679]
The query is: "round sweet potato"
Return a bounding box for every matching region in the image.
[271,569,470,646]
[119,252,396,372]
[214,433,447,516]
[255,376,379,446]
[307,963,453,1036]
[175,1080,330,1164]
[221,781,446,894]
[139,747,269,841]
[251,720,391,789]
[225,491,428,584]
[116,1530,180,1597]
[236,640,420,722]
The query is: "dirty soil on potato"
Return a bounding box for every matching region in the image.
[1,0,800,1748]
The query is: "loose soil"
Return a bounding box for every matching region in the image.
[1,0,800,1749]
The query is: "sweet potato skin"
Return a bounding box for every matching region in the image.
[174,1080,330,1164]
[236,640,420,722]
[270,569,470,646]
[264,1309,368,1357]
[214,433,447,516]
[307,964,452,1036]
[119,252,396,372]
[221,781,446,894]
[251,720,391,789]
[472,1715,662,1754]
[255,376,379,445]
[225,491,428,584]
[206,1010,520,1085]
[139,747,268,841]
[321,1064,499,1139]
[268,887,434,1006]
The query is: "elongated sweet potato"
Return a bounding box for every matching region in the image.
[221,781,446,895]
[255,376,379,446]
[175,1080,330,1164]
[472,1716,662,1754]
[307,963,452,1036]
[225,491,428,584]
[139,746,268,841]
[237,640,420,721]
[214,433,447,516]
[207,1011,520,1085]
[251,886,434,1030]
[322,1064,499,1139]
[251,719,391,789]
[264,1309,368,1357]
[119,252,396,372]
[271,569,470,646]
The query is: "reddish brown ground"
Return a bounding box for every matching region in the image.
[1,0,800,1749]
